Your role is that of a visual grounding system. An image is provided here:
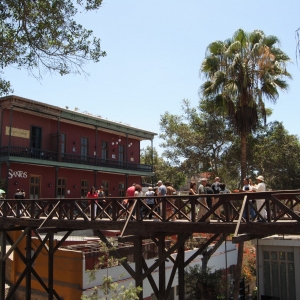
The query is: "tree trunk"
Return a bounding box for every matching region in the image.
[233,241,244,300]
[240,132,247,186]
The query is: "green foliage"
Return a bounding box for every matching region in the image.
[1,0,106,95]
[184,266,226,300]
[200,28,291,181]
[159,99,234,179]
[0,178,6,191]
[140,146,186,189]
[82,240,142,300]
[251,121,300,189]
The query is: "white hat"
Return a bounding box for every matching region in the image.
[257,175,264,181]
[200,178,207,182]
[157,180,162,184]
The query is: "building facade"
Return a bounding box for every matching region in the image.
[0,95,156,199]
[255,235,299,300]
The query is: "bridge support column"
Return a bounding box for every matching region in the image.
[48,231,54,300]
[25,229,32,300]
[177,234,185,300]
[0,231,6,300]
[134,237,143,300]
[158,234,165,300]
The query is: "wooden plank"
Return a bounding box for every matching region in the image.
[232,234,268,243]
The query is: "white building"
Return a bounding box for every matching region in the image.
[255,235,299,300]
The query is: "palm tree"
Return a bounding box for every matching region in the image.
[200,29,291,182]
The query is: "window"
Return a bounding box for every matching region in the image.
[31,126,42,149]
[102,141,108,160]
[119,182,125,197]
[61,133,66,157]
[57,178,66,198]
[81,137,88,160]
[102,181,109,197]
[81,180,89,198]
[118,145,124,162]
[30,175,41,199]
[263,250,296,300]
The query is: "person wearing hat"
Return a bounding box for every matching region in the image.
[252,175,267,219]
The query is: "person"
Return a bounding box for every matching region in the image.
[98,186,106,218]
[144,187,155,219]
[166,182,176,221]
[131,184,143,218]
[252,175,267,219]
[157,180,166,217]
[241,178,255,220]
[14,189,24,200]
[157,180,166,196]
[197,178,210,222]
[211,177,221,217]
[188,182,198,219]
[126,183,136,197]
[21,189,26,198]
[87,186,98,218]
[219,182,231,220]
[14,188,25,215]
[189,182,197,195]
[120,183,136,219]
[211,177,221,194]
[205,183,214,209]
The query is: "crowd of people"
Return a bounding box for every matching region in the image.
[83,175,266,221]
[189,175,267,222]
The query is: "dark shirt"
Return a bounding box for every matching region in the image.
[205,186,214,208]
[211,182,221,194]
[14,192,25,199]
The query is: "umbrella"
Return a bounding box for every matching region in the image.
[0,189,5,194]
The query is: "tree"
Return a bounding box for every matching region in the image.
[140,146,186,189]
[200,29,291,184]
[252,121,300,189]
[0,0,106,95]
[82,240,142,300]
[159,99,234,179]
[184,266,226,300]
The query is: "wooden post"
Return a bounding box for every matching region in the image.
[177,234,185,300]
[0,231,6,300]
[25,229,32,300]
[48,232,54,300]
[134,237,143,300]
[158,234,165,299]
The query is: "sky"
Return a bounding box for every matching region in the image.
[4,0,300,154]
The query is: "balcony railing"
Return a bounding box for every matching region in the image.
[0,146,152,172]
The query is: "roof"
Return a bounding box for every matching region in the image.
[0,95,157,140]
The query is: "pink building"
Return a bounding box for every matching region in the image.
[0,95,156,199]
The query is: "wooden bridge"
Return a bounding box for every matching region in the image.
[1,190,300,300]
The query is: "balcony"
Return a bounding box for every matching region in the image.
[0,146,153,172]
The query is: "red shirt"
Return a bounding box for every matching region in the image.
[126,186,135,197]
[87,192,98,204]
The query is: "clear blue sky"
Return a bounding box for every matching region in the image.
[4,0,300,154]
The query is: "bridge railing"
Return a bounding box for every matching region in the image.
[1,190,300,223]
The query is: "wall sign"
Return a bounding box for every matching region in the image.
[5,126,30,139]
[8,169,28,179]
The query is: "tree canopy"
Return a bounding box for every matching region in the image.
[159,98,300,190]
[0,0,106,95]
[200,29,291,182]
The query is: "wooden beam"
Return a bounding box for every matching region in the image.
[232,234,269,243]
